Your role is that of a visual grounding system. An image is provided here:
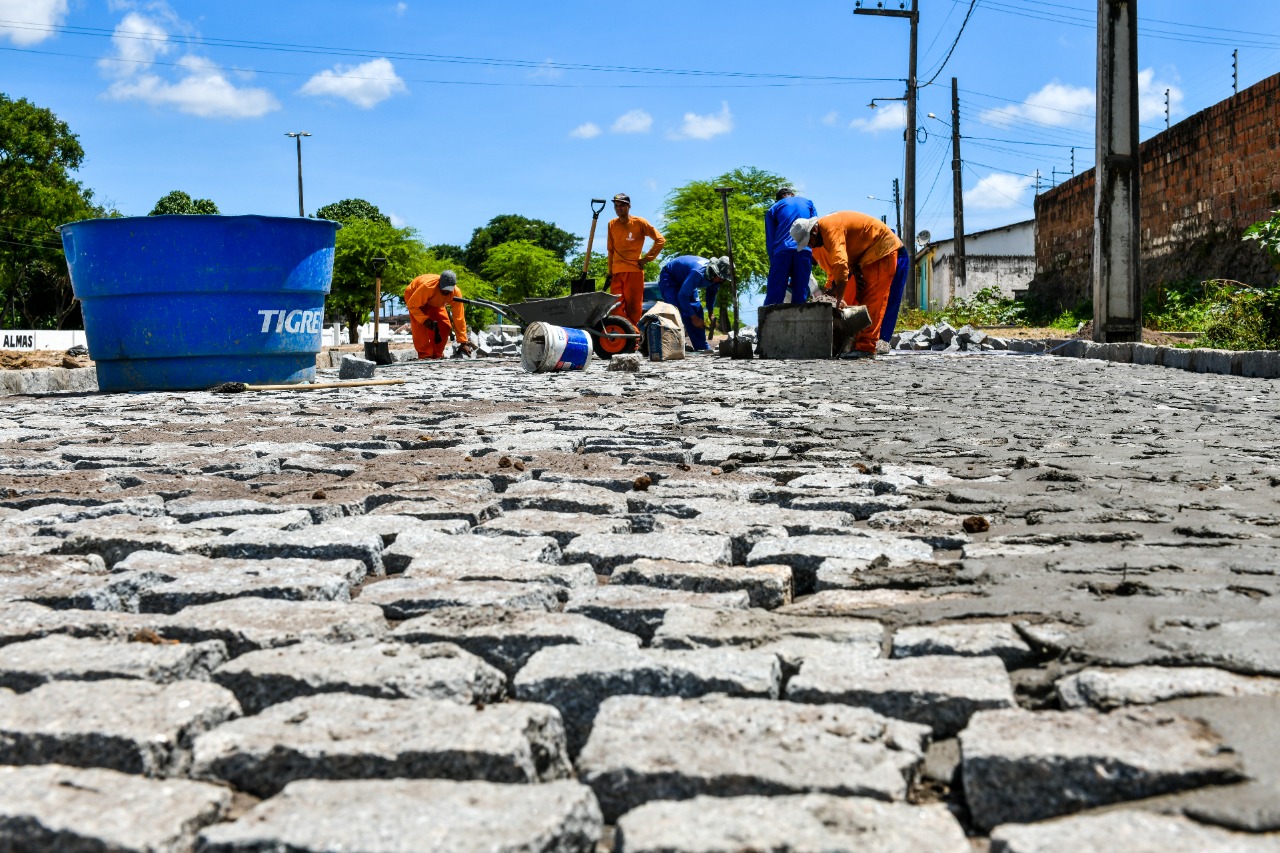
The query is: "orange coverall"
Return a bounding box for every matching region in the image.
[404,274,468,359]
[606,215,665,324]
[809,212,904,354]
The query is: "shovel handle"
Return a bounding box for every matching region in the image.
[582,200,608,278]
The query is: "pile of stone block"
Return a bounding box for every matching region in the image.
[472,329,522,358]
[892,323,1009,352]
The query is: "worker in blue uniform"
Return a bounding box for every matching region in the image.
[657,255,728,352]
[764,187,818,306]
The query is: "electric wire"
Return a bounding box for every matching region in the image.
[919,0,978,89]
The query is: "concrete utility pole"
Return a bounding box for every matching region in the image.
[892,178,902,237]
[949,77,966,297]
[1094,0,1143,342]
[285,132,311,217]
[855,0,918,309]
[1233,50,1239,95]
[1164,88,1171,129]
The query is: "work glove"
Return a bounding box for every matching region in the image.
[457,341,476,356]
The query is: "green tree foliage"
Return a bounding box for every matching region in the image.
[0,93,103,329]
[464,214,580,272]
[1243,209,1280,279]
[315,198,390,225]
[329,218,427,342]
[660,167,789,327]
[481,240,568,304]
[148,190,219,216]
[426,243,466,265]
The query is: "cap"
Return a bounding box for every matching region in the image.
[704,256,730,281]
[775,187,795,200]
[611,193,631,205]
[439,269,457,291]
[790,218,816,250]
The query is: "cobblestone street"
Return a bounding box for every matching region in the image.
[2,350,1279,851]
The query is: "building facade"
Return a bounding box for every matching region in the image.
[914,219,1036,310]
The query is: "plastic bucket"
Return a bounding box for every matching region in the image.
[60,215,339,392]
[520,321,593,373]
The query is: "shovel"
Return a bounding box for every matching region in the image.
[570,199,608,295]
[363,256,392,364]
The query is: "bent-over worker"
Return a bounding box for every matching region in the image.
[657,255,728,352]
[764,187,817,306]
[792,211,903,359]
[606,193,665,325]
[404,270,473,360]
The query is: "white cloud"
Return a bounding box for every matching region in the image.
[965,172,1035,211]
[850,102,905,133]
[301,57,407,108]
[611,109,652,134]
[395,2,407,13]
[98,11,170,77]
[0,0,68,45]
[387,211,406,228]
[529,59,562,80]
[669,101,733,140]
[821,110,840,127]
[569,122,601,139]
[980,80,1094,128]
[1138,68,1184,124]
[106,55,279,118]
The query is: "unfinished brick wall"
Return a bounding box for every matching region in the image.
[1031,72,1280,308]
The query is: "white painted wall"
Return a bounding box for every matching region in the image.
[920,220,1037,305]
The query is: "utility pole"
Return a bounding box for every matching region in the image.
[1164,88,1171,129]
[1071,147,1076,177]
[949,77,966,298]
[285,132,311,217]
[1232,50,1239,95]
[892,178,902,237]
[1094,0,1142,343]
[1035,170,1041,196]
[855,0,918,308]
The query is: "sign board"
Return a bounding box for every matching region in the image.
[0,330,88,351]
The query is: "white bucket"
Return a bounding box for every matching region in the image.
[520,322,594,373]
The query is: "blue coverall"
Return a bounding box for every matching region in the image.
[657,255,719,351]
[764,195,818,306]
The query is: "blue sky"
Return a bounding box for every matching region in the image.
[3,0,1278,256]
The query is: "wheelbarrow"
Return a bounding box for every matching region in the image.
[455,291,641,358]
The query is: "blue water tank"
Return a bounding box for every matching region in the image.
[60,215,339,392]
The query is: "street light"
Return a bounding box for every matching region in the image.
[285,132,311,217]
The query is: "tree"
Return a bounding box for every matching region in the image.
[149,190,219,215]
[426,243,467,265]
[0,93,103,329]
[481,240,568,304]
[464,214,579,272]
[329,218,427,342]
[315,198,390,225]
[660,167,790,329]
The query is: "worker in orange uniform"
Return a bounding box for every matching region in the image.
[791,212,904,360]
[403,270,474,359]
[605,193,665,325]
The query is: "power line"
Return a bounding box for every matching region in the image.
[963,163,1035,208]
[0,19,898,84]
[920,0,978,88]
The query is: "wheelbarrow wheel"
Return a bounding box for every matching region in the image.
[592,315,639,359]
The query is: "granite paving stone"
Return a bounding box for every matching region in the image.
[747,534,935,594]
[475,508,631,546]
[650,605,885,669]
[891,622,1037,669]
[0,635,227,692]
[960,706,1248,830]
[989,809,1277,853]
[563,585,751,642]
[513,643,782,753]
[1057,665,1280,711]
[500,480,629,516]
[577,694,929,821]
[356,577,561,620]
[0,678,240,777]
[0,764,231,853]
[614,795,970,853]
[787,654,1016,736]
[190,693,572,796]
[393,607,642,677]
[206,528,385,577]
[609,557,793,609]
[196,779,602,853]
[211,639,505,713]
[151,598,388,657]
[384,528,560,574]
[562,533,733,574]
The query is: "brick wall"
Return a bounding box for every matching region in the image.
[1031,72,1280,308]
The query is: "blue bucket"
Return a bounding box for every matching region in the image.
[60,215,339,392]
[520,321,594,373]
